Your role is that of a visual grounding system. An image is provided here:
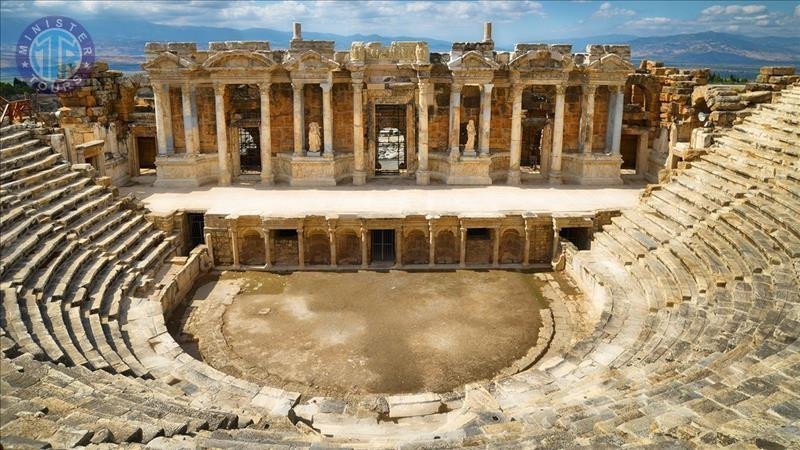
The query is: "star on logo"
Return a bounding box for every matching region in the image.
[82,62,91,69]
[21,61,29,68]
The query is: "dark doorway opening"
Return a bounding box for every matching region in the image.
[273,229,299,267]
[560,227,592,250]
[621,135,639,171]
[467,228,491,240]
[371,229,396,264]
[521,124,543,170]
[137,136,156,171]
[186,213,205,250]
[375,105,406,175]
[238,127,261,173]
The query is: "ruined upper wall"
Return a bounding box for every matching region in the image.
[142,22,634,81]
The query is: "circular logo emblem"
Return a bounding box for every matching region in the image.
[15,16,95,93]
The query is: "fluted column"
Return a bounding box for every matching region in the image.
[416,80,431,185]
[611,86,624,154]
[258,82,273,184]
[214,83,231,185]
[549,85,566,184]
[579,84,597,154]
[522,220,531,266]
[181,82,199,155]
[292,82,305,156]
[352,78,366,184]
[448,83,462,160]
[507,84,524,185]
[322,82,333,158]
[154,83,174,156]
[395,228,403,268]
[479,83,493,157]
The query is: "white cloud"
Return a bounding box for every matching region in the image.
[593,2,636,18]
[2,0,546,39]
[795,4,800,18]
[701,4,767,16]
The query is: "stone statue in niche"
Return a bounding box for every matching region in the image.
[465,119,476,152]
[308,122,321,152]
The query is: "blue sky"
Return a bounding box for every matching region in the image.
[2,1,799,41]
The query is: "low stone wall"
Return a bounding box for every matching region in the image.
[157,245,213,316]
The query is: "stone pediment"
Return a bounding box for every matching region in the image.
[587,53,634,73]
[283,50,339,73]
[142,52,197,71]
[202,50,276,71]
[509,49,573,72]
[447,51,499,71]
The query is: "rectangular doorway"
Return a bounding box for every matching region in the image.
[238,127,261,174]
[375,105,406,175]
[186,213,205,250]
[370,229,395,264]
[621,134,639,172]
[136,136,156,171]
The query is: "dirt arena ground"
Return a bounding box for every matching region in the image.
[173,270,553,397]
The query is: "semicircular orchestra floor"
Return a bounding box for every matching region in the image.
[170,270,562,398]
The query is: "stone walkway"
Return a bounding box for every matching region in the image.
[121,183,644,217]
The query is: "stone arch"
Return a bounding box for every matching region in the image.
[434,229,458,264]
[336,229,361,266]
[624,74,661,127]
[499,229,524,264]
[305,230,331,266]
[240,229,265,266]
[403,229,429,265]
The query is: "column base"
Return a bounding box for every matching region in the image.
[416,170,430,185]
[353,170,367,185]
[260,174,274,185]
[507,169,521,185]
[548,171,562,185]
[449,148,461,161]
[219,176,232,186]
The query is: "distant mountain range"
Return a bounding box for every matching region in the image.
[1,16,797,80]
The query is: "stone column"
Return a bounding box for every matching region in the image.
[329,225,337,268]
[214,83,231,185]
[507,84,524,185]
[292,82,305,156]
[360,225,369,268]
[428,222,435,267]
[321,82,333,158]
[579,85,597,154]
[492,228,500,267]
[522,220,531,266]
[459,225,467,267]
[181,82,199,155]
[352,78,366,184]
[416,81,431,185]
[448,83,462,159]
[610,86,624,154]
[549,85,566,184]
[230,231,240,268]
[479,83,493,157]
[205,232,215,266]
[258,82,273,184]
[264,229,271,269]
[395,228,403,268]
[154,83,174,155]
[297,227,305,268]
[551,225,561,263]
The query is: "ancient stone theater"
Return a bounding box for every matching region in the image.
[1,22,799,449]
